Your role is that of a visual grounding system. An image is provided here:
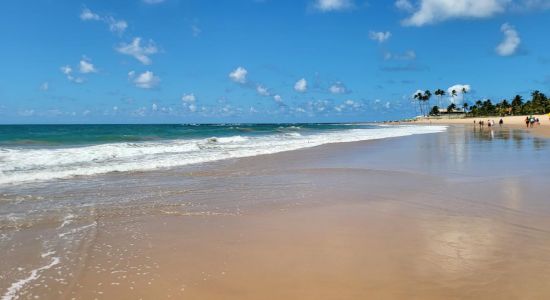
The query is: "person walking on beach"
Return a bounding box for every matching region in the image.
[526,117,530,128]
[499,119,503,127]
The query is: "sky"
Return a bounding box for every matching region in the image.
[1,0,550,124]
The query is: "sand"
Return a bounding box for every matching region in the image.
[2,126,550,299]
[409,114,550,138]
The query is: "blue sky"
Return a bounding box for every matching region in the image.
[1,0,550,124]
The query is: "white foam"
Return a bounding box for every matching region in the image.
[2,257,60,300]
[0,125,446,185]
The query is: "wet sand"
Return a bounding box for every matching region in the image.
[410,114,550,138]
[2,126,550,299]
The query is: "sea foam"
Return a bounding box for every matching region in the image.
[0,125,446,185]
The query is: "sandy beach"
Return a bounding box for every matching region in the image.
[2,126,550,299]
[409,114,550,138]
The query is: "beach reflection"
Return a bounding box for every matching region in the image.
[420,216,497,276]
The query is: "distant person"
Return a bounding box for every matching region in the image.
[530,117,535,128]
[487,120,492,127]
[536,118,540,126]
[525,117,530,128]
[499,119,503,127]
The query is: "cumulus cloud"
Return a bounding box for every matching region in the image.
[294,78,308,92]
[60,64,85,83]
[400,0,509,26]
[105,17,128,35]
[395,0,414,11]
[229,67,248,84]
[496,23,520,56]
[116,38,158,65]
[80,8,100,21]
[79,7,127,34]
[60,65,72,75]
[256,85,270,96]
[182,93,197,112]
[79,58,97,73]
[447,84,471,103]
[369,31,392,43]
[130,71,160,89]
[273,94,284,103]
[329,82,349,94]
[384,50,416,60]
[40,82,49,91]
[313,0,355,12]
[181,93,196,103]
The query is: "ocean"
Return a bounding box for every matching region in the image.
[0,123,446,186]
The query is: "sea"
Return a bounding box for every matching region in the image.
[0,123,447,186]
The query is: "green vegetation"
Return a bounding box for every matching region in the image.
[421,90,550,117]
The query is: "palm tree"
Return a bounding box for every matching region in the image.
[461,87,469,109]
[447,103,457,113]
[462,102,469,113]
[434,89,446,108]
[423,90,432,115]
[413,92,424,116]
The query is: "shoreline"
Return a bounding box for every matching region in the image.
[2,126,550,299]
[397,114,550,139]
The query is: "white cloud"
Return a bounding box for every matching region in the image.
[116,38,158,65]
[106,17,128,35]
[369,31,392,43]
[447,84,471,103]
[496,23,520,56]
[152,103,158,111]
[80,8,100,21]
[384,50,416,60]
[412,89,424,98]
[40,82,49,91]
[329,82,349,94]
[516,0,550,9]
[313,0,355,12]
[79,8,127,34]
[60,65,72,75]
[395,0,414,11]
[19,109,35,117]
[132,71,160,89]
[273,94,283,103]
[400,0,509,26]
[256,85,270,96]
[182,93,197,112]
[229,67,248,84]
[79,58,97,73]
[60,64,85,83]
[181,93,196,103]
[294,78,308,92]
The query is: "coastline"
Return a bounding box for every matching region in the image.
[2,126,550,299]
[401,114,550,139]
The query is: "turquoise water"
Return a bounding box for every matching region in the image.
[0,123,447,185]
[0,124,376,147]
